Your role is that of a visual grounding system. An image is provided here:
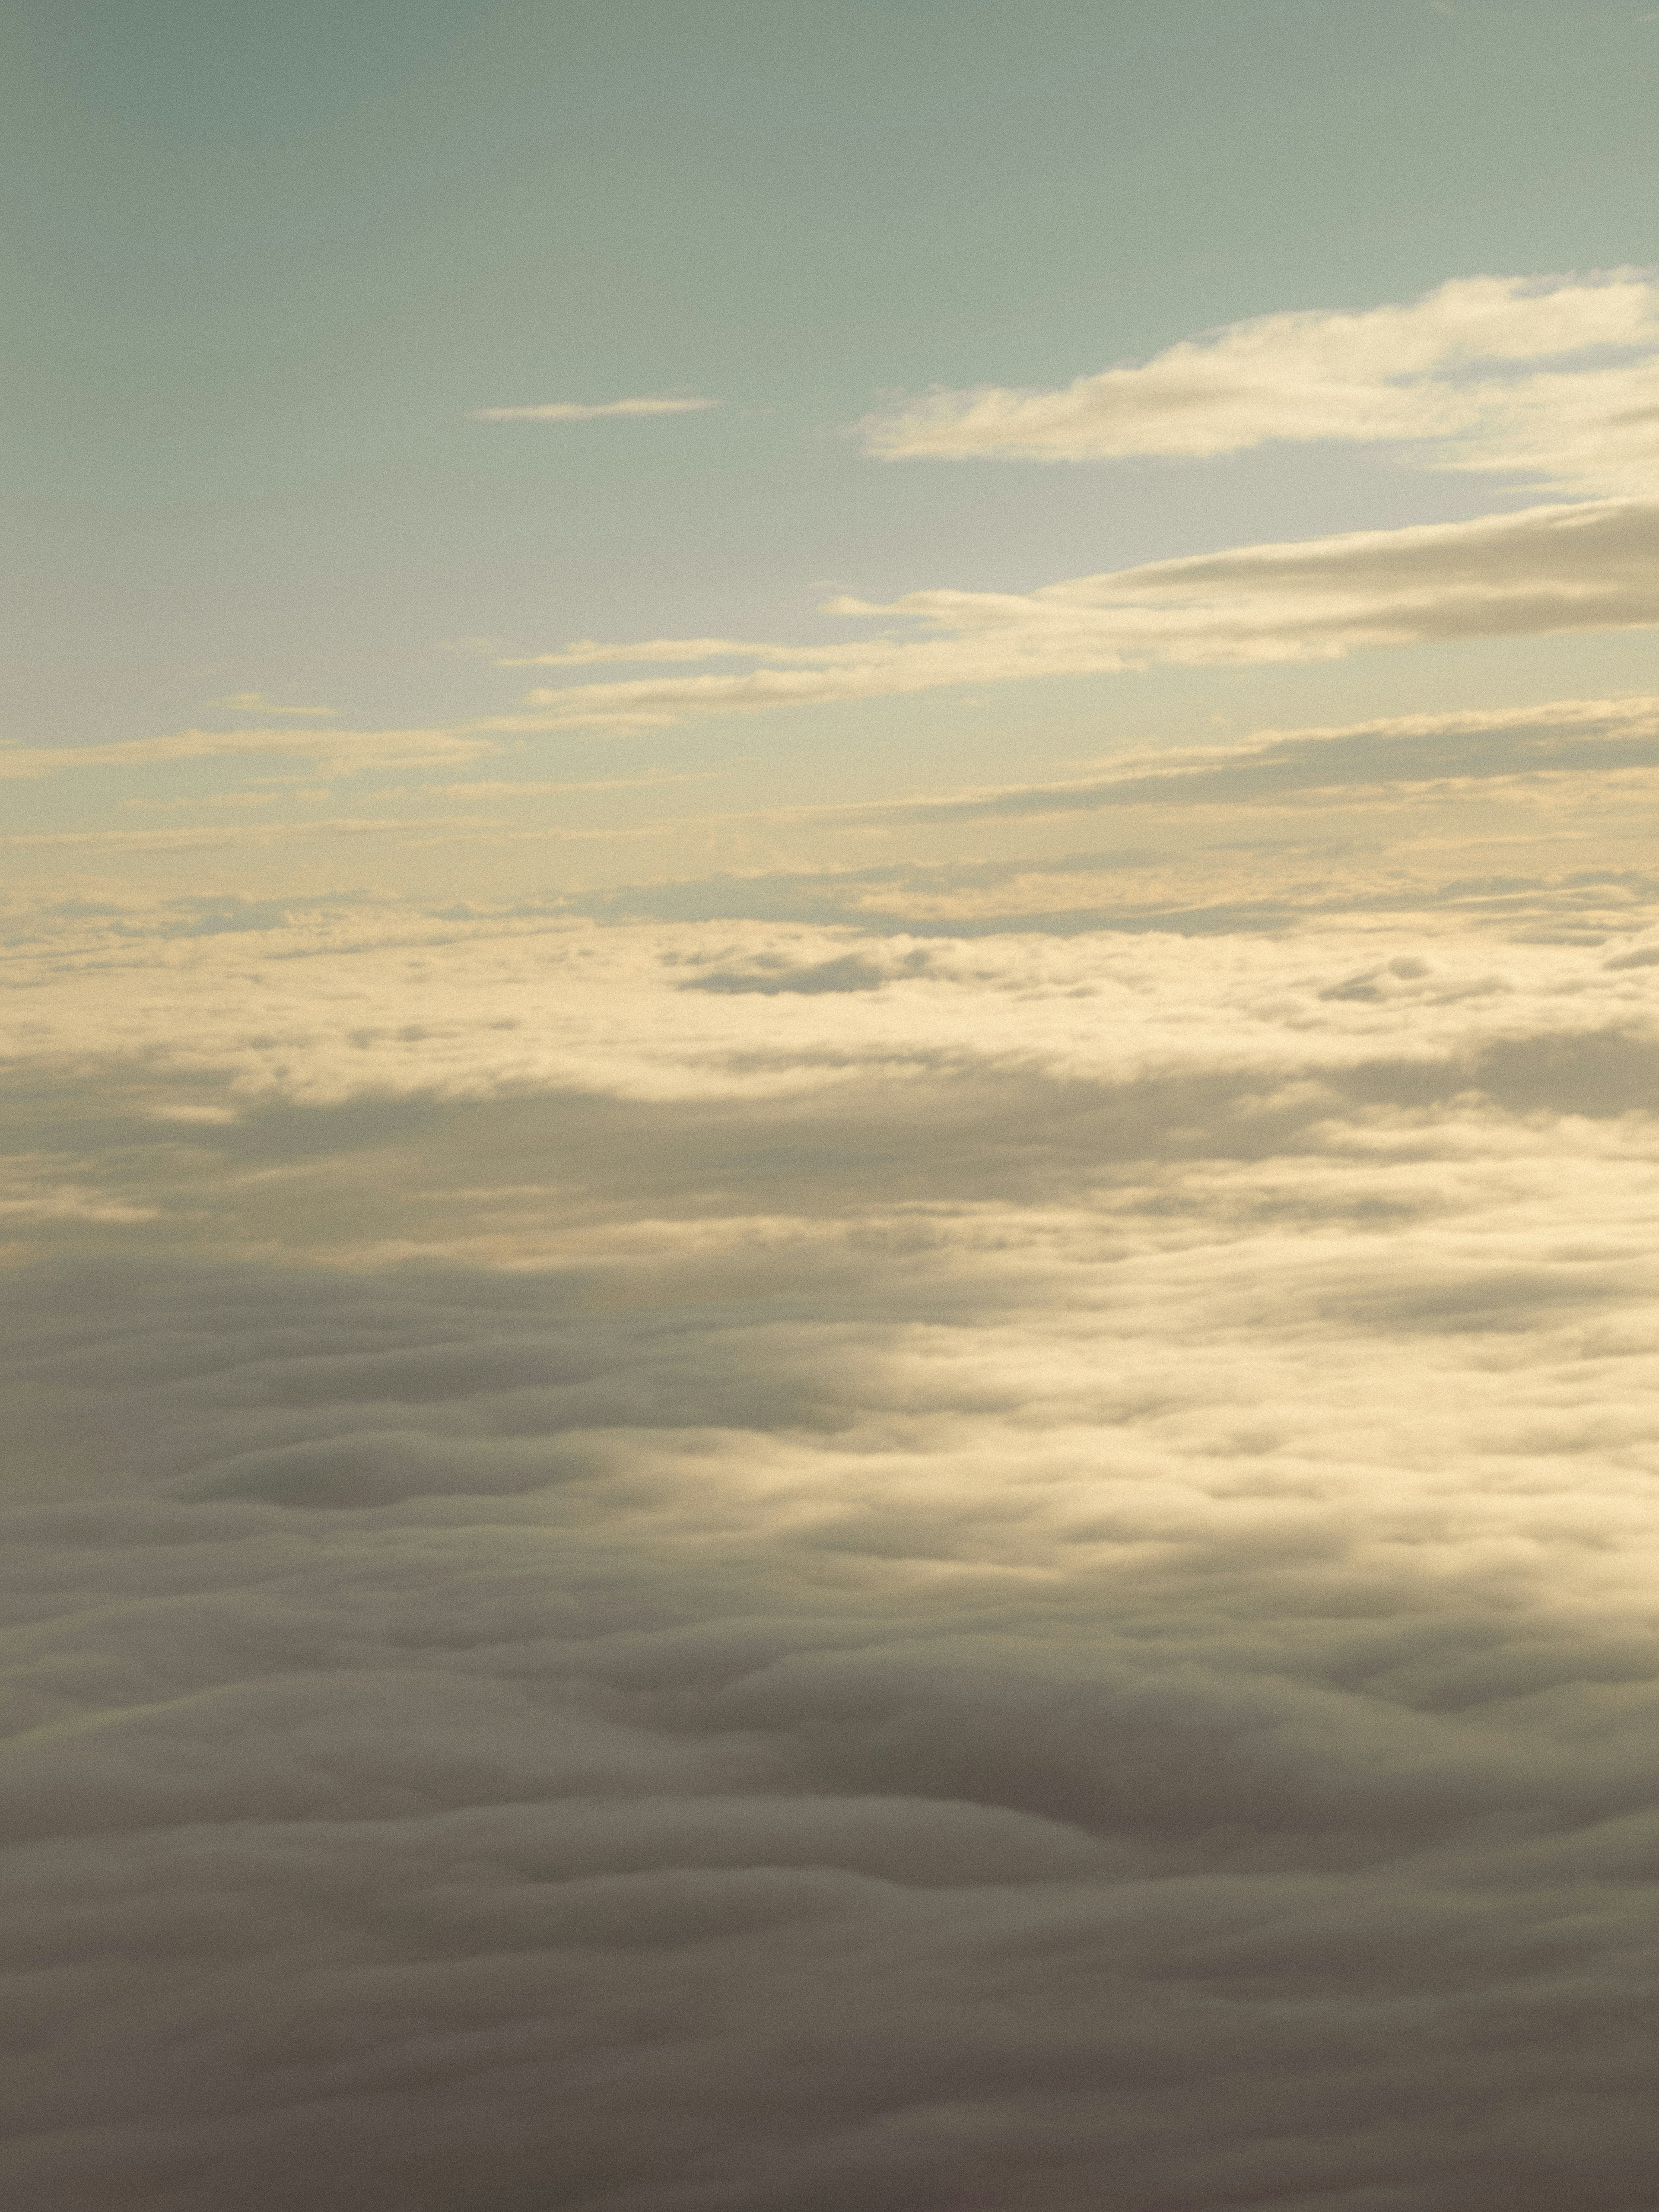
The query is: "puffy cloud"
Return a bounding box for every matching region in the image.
[860,271,1659,493]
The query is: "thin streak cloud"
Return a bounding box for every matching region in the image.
[212,694,339,716]
[22,504,1659,791]
[771,694,1659,829]
[469,396,719,422]
[511,499,1659,732]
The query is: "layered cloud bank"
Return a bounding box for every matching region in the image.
[18,279,1659,799]
[20,499,1656,797]
[4,829,1659,2206]
[6,265,1659,2209]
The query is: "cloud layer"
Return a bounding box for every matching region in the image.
[4,880,1659,2208]
[9,262,1659,2209]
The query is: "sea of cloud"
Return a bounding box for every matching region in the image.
[3,775,1659,2212]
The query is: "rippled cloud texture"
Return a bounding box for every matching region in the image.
[5,686,1659,2209]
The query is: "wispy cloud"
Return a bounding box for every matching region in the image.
[469,396,718,423]
[505,637,815,668]
[796,694,1659,827]
[212,693,338,716]
[0,724,500,781]
[18,503,1659,786]
[859,272,1659,493]
[506,499,1659,732]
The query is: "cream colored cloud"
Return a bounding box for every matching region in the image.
[469,396,718,422]
[860,270,1659,492]
[791,693,1659,827]
[28,502,1657,798]
[502,637,827,668]
[212,693,339,715]
[0,723,501,782]
[510,499,1659,733]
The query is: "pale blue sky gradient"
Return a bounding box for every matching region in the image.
[6,0,1659,883]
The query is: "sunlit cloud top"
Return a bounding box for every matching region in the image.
[860,271,1659,493]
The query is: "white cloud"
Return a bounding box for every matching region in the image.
[860,271,1659,493]
[469,396,718,422]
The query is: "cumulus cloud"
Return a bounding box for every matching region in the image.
[5,877,1659,2207]
[860,270,1659,493]
[469,396,718,422]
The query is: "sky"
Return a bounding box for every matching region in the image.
[6,4,1659,2208]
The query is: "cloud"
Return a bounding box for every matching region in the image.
[12,265,1659,2212]
[859,270,1659,493]
[469,396,718,422]
[30,501,1659,799]
[507,499,1659,733]
[5,890,1659,2207]
[213,694,338,716]
[0,723,501,782]
[677,950,926,995]
[503,637,820,668]
[799,694,1659,827]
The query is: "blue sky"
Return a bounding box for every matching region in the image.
[8,1,1659,781]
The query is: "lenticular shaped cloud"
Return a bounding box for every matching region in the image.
[470,395,718,421]
[505,498,1659,734]
[861,270,1659,493]
[819,693,1659,827]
